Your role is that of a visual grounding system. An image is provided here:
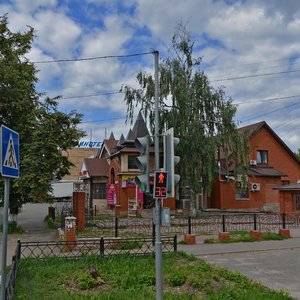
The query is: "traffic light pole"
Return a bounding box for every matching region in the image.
[153,50,163,300]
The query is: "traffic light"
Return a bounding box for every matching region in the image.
[135,134,150,193]
[164,127,180,197]
[154,171,168,198]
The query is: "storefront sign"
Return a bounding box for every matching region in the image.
[107,184,118,205]
[78,141,101,148]
[122,175,136,188]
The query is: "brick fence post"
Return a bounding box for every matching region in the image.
[73,191,85,230]
[65,216,77,250]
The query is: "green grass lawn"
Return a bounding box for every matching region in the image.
[204,230,285,244]
[13,252,292,300]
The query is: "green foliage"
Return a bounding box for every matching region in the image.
[169,273,186,287]
[204,231,285,243]
[0,221,24,233]
[121,23,249,197]
[43,215,56,229]
[0,15,85,208]
[76,269,104,290]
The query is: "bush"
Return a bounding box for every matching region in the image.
[169,273,186,287]
[0,221,24,234]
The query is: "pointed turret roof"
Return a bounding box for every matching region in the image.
[126,129,135,141]
[131,111,150,139]
[109,132,115,140]
[117,134,125,147]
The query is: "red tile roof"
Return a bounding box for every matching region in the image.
[83,158,109,177]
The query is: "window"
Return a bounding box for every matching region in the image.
[293,194,300,210]
[92,183,106,199]
[257,150,268,164]
[281,180,290,186]
[235,182,249,200]
[128,156,138,170]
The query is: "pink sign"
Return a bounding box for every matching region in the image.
[136,185,144,209]
[107,184,118,205]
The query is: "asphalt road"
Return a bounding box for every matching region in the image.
[203,248,300,299]
[179,239,300,299]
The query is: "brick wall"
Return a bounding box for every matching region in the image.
[62,148,97,180]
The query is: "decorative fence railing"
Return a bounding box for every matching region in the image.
[5,236,176,299]
[19,236,176,259]
[4,240,21,300]
[81,212,300,238]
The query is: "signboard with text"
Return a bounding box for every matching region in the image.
[107,183,118,205]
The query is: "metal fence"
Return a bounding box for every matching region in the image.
[19,236,177,259]
[4,240,21,300]
[81,212,300,238]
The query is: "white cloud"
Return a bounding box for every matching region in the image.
[33,10,81,57]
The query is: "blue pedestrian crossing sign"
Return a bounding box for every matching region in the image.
[0,125,20,178]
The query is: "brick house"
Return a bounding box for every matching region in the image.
[79,157,109,214]
[80,113,175,216]
[209,121,300,213]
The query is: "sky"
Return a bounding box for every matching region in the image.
[1,0,300,151]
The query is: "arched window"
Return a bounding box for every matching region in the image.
[110,168,115,184]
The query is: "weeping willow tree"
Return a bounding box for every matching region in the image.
[121,25,249,211]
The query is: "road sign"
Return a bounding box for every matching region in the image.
[0,125,19,178]
[154,171,168,198]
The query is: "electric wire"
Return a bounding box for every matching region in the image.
[32,52,153,64]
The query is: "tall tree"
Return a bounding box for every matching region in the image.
[121,24,248,210]
[0,15,85,210]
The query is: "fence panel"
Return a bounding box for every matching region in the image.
[20,236,176,259]
[257,214,282,232]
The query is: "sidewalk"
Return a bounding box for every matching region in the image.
[0,203,57,272]
[177,236,300,256]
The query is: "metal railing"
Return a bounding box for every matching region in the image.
[19,236,177,259]
[5,240,21,300]
[81,212,300,237]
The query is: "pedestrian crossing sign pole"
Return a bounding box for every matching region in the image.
[0,125,19,300]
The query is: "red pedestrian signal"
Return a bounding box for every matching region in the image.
[154,171,168,198]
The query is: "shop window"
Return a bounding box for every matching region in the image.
[235,181,249,200]
[128,156,138,170]
[92,183,106,199]
[257,150,268,164]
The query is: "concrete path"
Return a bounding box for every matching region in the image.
[178,238,300,299]
[0,203,57,272]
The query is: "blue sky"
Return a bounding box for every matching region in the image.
[2,0,300,151]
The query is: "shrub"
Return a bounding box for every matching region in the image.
[169,273,186,287]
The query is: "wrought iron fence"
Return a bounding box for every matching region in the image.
[80,212,300,238]
[5,240,21,300]
[19,236,177,259]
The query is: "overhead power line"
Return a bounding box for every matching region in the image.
[33,51,153,64]
[211,69,300,82]
[60,91,122,100]
[235,94,300,105]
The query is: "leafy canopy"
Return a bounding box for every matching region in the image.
[0,15,85,207]
[121,24,248,194]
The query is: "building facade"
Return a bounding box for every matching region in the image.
[209,121,300,213]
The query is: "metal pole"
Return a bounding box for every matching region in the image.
[153,50,163,300]
[1,177,10,300]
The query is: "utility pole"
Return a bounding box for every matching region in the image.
[153,50,163,300]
